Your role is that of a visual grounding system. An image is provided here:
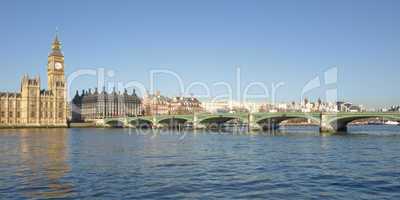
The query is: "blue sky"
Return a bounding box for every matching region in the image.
[0,0,399,108]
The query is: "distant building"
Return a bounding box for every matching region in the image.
[169,96,202,115]
[388,105,400,112]
[0,35,67,127]
[336,101,364,112]
[71,88,142,122]
[202,100,231,113]
[336,101,351,112]
[142,91,171,115]
[142,91,202,115]
[349,105,363,112]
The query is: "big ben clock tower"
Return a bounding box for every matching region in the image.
[47,34,66,125]
[48,35,65,91]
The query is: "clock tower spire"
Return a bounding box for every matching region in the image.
[47,33,66,125]
[47,33,65,92]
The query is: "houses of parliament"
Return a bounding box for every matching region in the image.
[0,35,67,127]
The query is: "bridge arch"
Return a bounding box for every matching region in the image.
[199,116,236,124]
[255,114,320,131]
[157,116,191,123]
[105,120,125,128]
[198,115,247,129]
[326,115,400,132]
[128,118,153,129]
[158,117,189,128]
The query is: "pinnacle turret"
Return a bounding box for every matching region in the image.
[49,34,63,57]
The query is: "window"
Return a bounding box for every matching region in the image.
[9,112,13,118]
[30,112,35,118]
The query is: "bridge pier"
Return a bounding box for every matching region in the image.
[320,124,347,133]
[320,125,334,133]
[123,118,129,128]
[320,114,334,133]
[95,119,106,127]
[248,114,262,131]
[249,123,261,131]
[193,114,199,130]
[320,115,348,133]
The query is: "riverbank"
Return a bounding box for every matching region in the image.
[69,122,97,128]
[0,125,68,129]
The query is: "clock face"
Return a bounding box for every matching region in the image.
[55,62,63,70]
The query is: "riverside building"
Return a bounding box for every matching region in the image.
[71,88,142,122]
[169,96,202,115]
[0,35,67,127]
[142,91,202,115]
[142,91,171,115]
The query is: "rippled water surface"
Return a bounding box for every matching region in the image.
[1,127,400,199]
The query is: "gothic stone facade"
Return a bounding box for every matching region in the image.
[0,36,67,127]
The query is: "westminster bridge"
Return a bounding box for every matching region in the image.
[97,112,400,133]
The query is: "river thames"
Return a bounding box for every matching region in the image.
[1,126,400,199]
